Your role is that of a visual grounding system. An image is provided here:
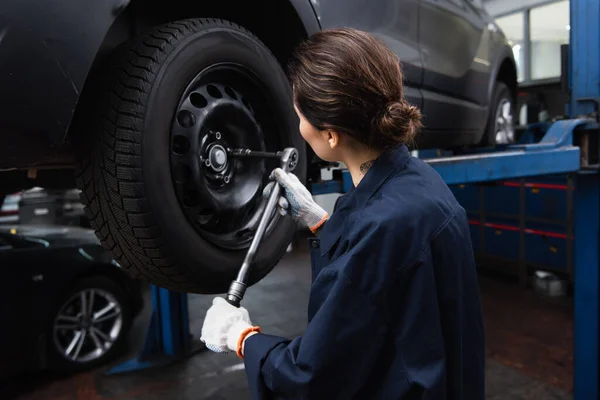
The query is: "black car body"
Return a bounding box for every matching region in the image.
[0,225,144,377]
[0,0,517,293]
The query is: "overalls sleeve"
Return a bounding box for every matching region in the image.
[242,248,389,399]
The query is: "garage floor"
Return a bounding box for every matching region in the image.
[4,234,574,400]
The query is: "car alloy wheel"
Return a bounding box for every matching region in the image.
[494,98,515,144]
[52,288,123,363]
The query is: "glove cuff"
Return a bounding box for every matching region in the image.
[309,212,329,233]
[236,326,262,359]
[304,204,328,229]
[226,319,254,353]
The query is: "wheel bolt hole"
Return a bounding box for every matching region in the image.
[173,164,192,183]
[224,87,238,100]
[183,190,201,207]
[241,98,250,108]
[207,84,222,99]
[172,135,191,155]
[177,110,196,128]
[236,228,252,238]
[190,92,208,108]
[196,209,213,225]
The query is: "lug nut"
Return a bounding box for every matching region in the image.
[224,176,230,184]
[215,132,221,140]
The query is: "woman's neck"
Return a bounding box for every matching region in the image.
[343,149,383,187]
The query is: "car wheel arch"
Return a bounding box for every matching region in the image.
[73,266,144,312]
[478,48,517,140]
[43,265,142,326]
[67,0,315,146]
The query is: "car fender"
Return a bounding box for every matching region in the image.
[487,45,517,103]
[288,0,322,36]
[0,0,128,167]
[482,44,517,131]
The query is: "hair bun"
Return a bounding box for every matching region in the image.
[375,100,423,148]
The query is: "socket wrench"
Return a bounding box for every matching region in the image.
[225,147,299,307]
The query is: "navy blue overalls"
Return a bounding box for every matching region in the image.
[243,145,486,400]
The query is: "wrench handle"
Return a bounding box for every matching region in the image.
[225,173,283,307]
[224,148,297,308]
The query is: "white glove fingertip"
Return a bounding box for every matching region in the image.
[279,197,289,216]
[269,168,282,180]
[278,196,289,209]
[272,168,294,188]
[262,181,274,199]
[212,296,226,306]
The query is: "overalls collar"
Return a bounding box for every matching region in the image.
[349,144,411,208]
[317,145,411,256]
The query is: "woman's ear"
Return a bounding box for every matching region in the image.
[325,130,340,149]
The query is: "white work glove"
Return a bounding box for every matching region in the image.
[200,297,255,354]
[263,168,328,232]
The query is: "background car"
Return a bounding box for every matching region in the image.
[0,0,517,293]
[0,225,144,378]
[0,192,20,225]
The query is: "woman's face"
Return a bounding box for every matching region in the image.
[294,105,339,162]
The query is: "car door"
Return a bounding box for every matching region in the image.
[312,0,424,110]
[419,0,490,137]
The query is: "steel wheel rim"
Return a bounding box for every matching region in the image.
[494,98,515,144]
[52,288,123,363]
[170,63,284,250]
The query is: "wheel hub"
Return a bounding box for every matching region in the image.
[169,66,282,249]
[208,144,227,172]
[199,130,235,185]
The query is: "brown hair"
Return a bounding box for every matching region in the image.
[288,28,423,150]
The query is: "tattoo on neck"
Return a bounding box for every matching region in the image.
[360,160,375,175]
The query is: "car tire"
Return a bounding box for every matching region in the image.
[76,19,305,293]
[47,276,133,373]
[480,82,515,147]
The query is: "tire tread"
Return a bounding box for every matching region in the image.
[76,18,291,292]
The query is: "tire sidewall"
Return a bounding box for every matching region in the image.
[47,276,132,373]
[142,25,305,290]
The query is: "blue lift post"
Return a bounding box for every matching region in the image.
[312,0,599,397]
[569,0,600,397]
[106,285,199,374]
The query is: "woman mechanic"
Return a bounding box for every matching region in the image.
[201,28,486,399]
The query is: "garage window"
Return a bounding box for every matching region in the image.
[491,0,570,84]
[530,1,570,80]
